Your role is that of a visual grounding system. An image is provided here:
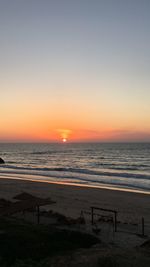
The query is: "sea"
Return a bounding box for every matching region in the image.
[0,143,150,194]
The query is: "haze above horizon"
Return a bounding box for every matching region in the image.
[1,0,150,142]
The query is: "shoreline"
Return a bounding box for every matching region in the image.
[0,172,150,195]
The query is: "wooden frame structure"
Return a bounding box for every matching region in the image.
[91,206,118,232]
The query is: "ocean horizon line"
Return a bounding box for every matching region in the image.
[0,141,150,144]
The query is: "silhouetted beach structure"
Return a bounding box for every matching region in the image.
[91,206,117,232]
[0,157,5,164]
[13,192,52,202]
[0,192,56,224]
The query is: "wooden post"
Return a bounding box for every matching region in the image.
[37,205,40,224]
[91,207,94,225]
[142,217,144,236]
[114,212,117,232]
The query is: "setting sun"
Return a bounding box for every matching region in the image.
[56,129,72,143]
[0,1,150,144]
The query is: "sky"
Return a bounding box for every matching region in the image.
[0,0,150,142]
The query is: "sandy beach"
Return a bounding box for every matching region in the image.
[0,176,150,246]
[0,176,149,216]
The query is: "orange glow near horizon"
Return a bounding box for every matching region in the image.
[0,123,150,143]
[1,87,150,142]
[1,112,150,142]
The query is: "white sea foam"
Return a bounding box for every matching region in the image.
[0,142,150,192]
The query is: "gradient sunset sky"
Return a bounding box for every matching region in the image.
[1,0,150,142]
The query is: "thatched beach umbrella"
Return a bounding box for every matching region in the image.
[0,192,56,224]
[13,192,56,224]
[13,192,43,201]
